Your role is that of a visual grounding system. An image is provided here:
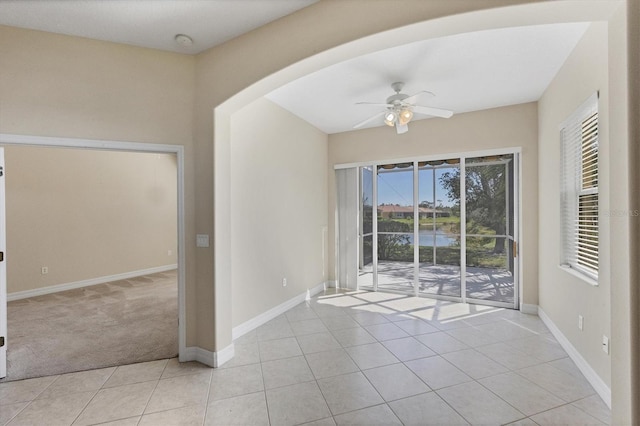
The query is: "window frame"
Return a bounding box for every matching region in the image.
[560,93,599,283]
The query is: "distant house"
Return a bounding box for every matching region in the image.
[378,205,451,219]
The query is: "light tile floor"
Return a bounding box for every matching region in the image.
[0,289,611,425]
[359,262,514,303]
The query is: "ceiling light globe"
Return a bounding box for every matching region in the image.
[399,109,413,125]
[384,111,397,127]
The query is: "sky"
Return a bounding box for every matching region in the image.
[364,167,458,207]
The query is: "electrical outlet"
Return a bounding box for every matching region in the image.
[282,278,287,287]
[602,335,609,354]
[168,249,173,256]
[578,315,584,331]
[41,266,48,275]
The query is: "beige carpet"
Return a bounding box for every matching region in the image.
[3,270,178,382]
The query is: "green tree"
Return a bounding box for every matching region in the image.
[440,164,506,253]
[377,220,411,260]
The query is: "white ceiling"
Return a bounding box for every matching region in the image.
[266,23,590,134]
[0,0,318,54]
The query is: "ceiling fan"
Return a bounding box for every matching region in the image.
[353,82,454,134]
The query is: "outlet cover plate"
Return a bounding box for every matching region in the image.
[196,234,210,248]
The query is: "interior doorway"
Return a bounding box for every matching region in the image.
[338,150,519,309]
[0,134,186,381]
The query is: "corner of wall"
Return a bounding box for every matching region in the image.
[181,343,235,368]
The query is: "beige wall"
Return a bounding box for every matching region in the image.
[0,25,198,343]
[608,3,633,420]
[328,103,538,306]
[627,0,640,419]
[230,98,328,326]
[3,146,177,294]
[537,12,627,395]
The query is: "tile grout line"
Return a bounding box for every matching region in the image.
[332,401,396,423]
[432,382,500,425]
[0,376,60,425]
[441,319,534,421]
[133,358,175,424]
[441,314,585,422]
[330,290,607,421]
[136,375,164,423]
[289,309,333,424]
[2,400,30,425]
[252,325,275,426]
[256,346,271,426]
[526,401,606,425]
[309,301,403,423]
[358,363,403,423]
[346,297,465,422]
[329,298,506,423]
[68,367,119,426]
[200,365,214,426]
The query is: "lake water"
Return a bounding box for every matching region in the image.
[406,230,458,247]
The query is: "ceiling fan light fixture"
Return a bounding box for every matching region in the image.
[396,123,409,134]
[353,81,454,133]
[399,108,413,125]
[384,111,397,127]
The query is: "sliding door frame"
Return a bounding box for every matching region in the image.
[463,155,519,309]
[372,167,379,291]
[335,147,521,309]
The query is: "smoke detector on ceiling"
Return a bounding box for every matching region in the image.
[174,34,194,47]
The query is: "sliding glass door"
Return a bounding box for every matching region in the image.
[464,155,516,305]
[418,161,462,298]
[358,167,374,289]
[376,164,415,293]
[338,150,518,309]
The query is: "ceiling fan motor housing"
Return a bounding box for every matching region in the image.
[387,81,408,105]
[386,93,409,105]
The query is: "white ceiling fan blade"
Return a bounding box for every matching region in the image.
[412,105,454,118]
[355,102,393,108]
[353,111,386,129]
[403,90,435,105]
[396,123,408,134]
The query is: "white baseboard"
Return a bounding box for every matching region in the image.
[538,307,611,408]
[180,346,212,366]
[326,280,337,288]
[184,281,328,368]
[520,303,538,315]
[215,343,235,367]
[232,281,327,340]
[181,344,235,368]
[8,264,178,301]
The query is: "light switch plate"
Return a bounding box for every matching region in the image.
[578,315,584,330]
[196,234,210,248]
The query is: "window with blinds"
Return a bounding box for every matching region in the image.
[560,93,599,281]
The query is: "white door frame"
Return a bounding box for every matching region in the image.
[0,134,187,376]
[0,148,6,378]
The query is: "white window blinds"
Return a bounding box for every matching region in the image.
[560,92,599,280]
